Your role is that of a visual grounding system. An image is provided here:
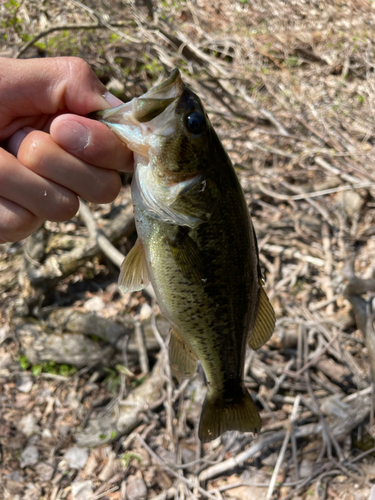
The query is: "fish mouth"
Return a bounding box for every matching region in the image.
[90,69,184,155]
[141,68,182,101]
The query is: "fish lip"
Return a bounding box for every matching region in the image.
[89,68,183,124]
[142,68,182,100]
[89,69,186,156]
[133,69,183,123]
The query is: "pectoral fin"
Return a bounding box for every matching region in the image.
[169,327,198,382]
[167,228,204,283]
[118,238,149,293]
[135,166,205,228]
[248,283,276,350]
[169,176,220,223]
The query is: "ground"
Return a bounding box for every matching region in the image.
[1,1,375,499]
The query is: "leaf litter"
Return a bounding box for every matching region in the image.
[1,0,375,499]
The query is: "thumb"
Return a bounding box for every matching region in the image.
[0,56,120,119]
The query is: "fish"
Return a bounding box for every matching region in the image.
[91,69,275,442]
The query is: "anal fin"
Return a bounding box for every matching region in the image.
[169,327,198,382]
[118,238,149,293]
[248,282,276,350]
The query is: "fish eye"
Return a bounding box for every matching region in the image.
[186,112,206,135]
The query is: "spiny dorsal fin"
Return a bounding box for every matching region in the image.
[118,238,149,293]
[169,327,198,382]
[248,282,275,350]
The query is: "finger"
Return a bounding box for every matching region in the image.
[0,148,79,222]
[0,57,123,139]
[0,196,43,244]
[10,129,122,204]
[50,114,134,172]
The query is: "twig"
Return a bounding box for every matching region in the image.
[262,243,325,267]
[134,320,149,374]
[16,22,130,58]
[79,199,125,268]
[135,434,218,500]
[293,330,341,376]
[314,157,363,185]
[150,488,177,500]
[236,85,291,136]
[309,295,340,312]
[281,464,335,500]
[149,308,174,439]
[266,395,301,499]
[279,180,334,226]
[289,182,374,200]
[291,401,301,482]
[89,486,119,500]
[268,358,295,400]
[246,140,299,158]
[350,446,375,464]
[305,369,345,462]
[25,197,134,288]
[199,424,322,482]
[344,386,372,402]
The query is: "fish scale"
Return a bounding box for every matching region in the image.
[91,68,276,442]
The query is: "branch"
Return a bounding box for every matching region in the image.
[136,433,218,500]
[237,85,291,137]
[78,199,125,268]
[25,200,135,287]
[266,396,301,500]
[16,22,130,58]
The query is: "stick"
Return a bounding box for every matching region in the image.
[135,434,218,500]
[314,156,365,185]
[134,320,149,374]
[199,424,322,482]
[16,21,131,58]
[236,85,291,136]
[79,199,125,268]
[262,243,325,267]
[266,396,301,500]
[293,330,340,376]
[290,182,374,200]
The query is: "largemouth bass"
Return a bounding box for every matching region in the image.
[92,69,275,442]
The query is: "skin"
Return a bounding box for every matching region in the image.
[0,56,134,244]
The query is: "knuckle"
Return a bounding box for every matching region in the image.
[18,131,47,172]
[65,57,94,83]
[0,157,9,186]
[50,193,79,222]
[0,200,41,242]
[12,216,40,240]
[87,171,121,204]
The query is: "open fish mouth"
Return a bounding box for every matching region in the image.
[90,69,183,156]
[134,67,183,122]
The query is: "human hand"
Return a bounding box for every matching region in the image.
[0,56,133,244]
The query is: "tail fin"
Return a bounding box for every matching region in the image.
[198,388,261,442]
